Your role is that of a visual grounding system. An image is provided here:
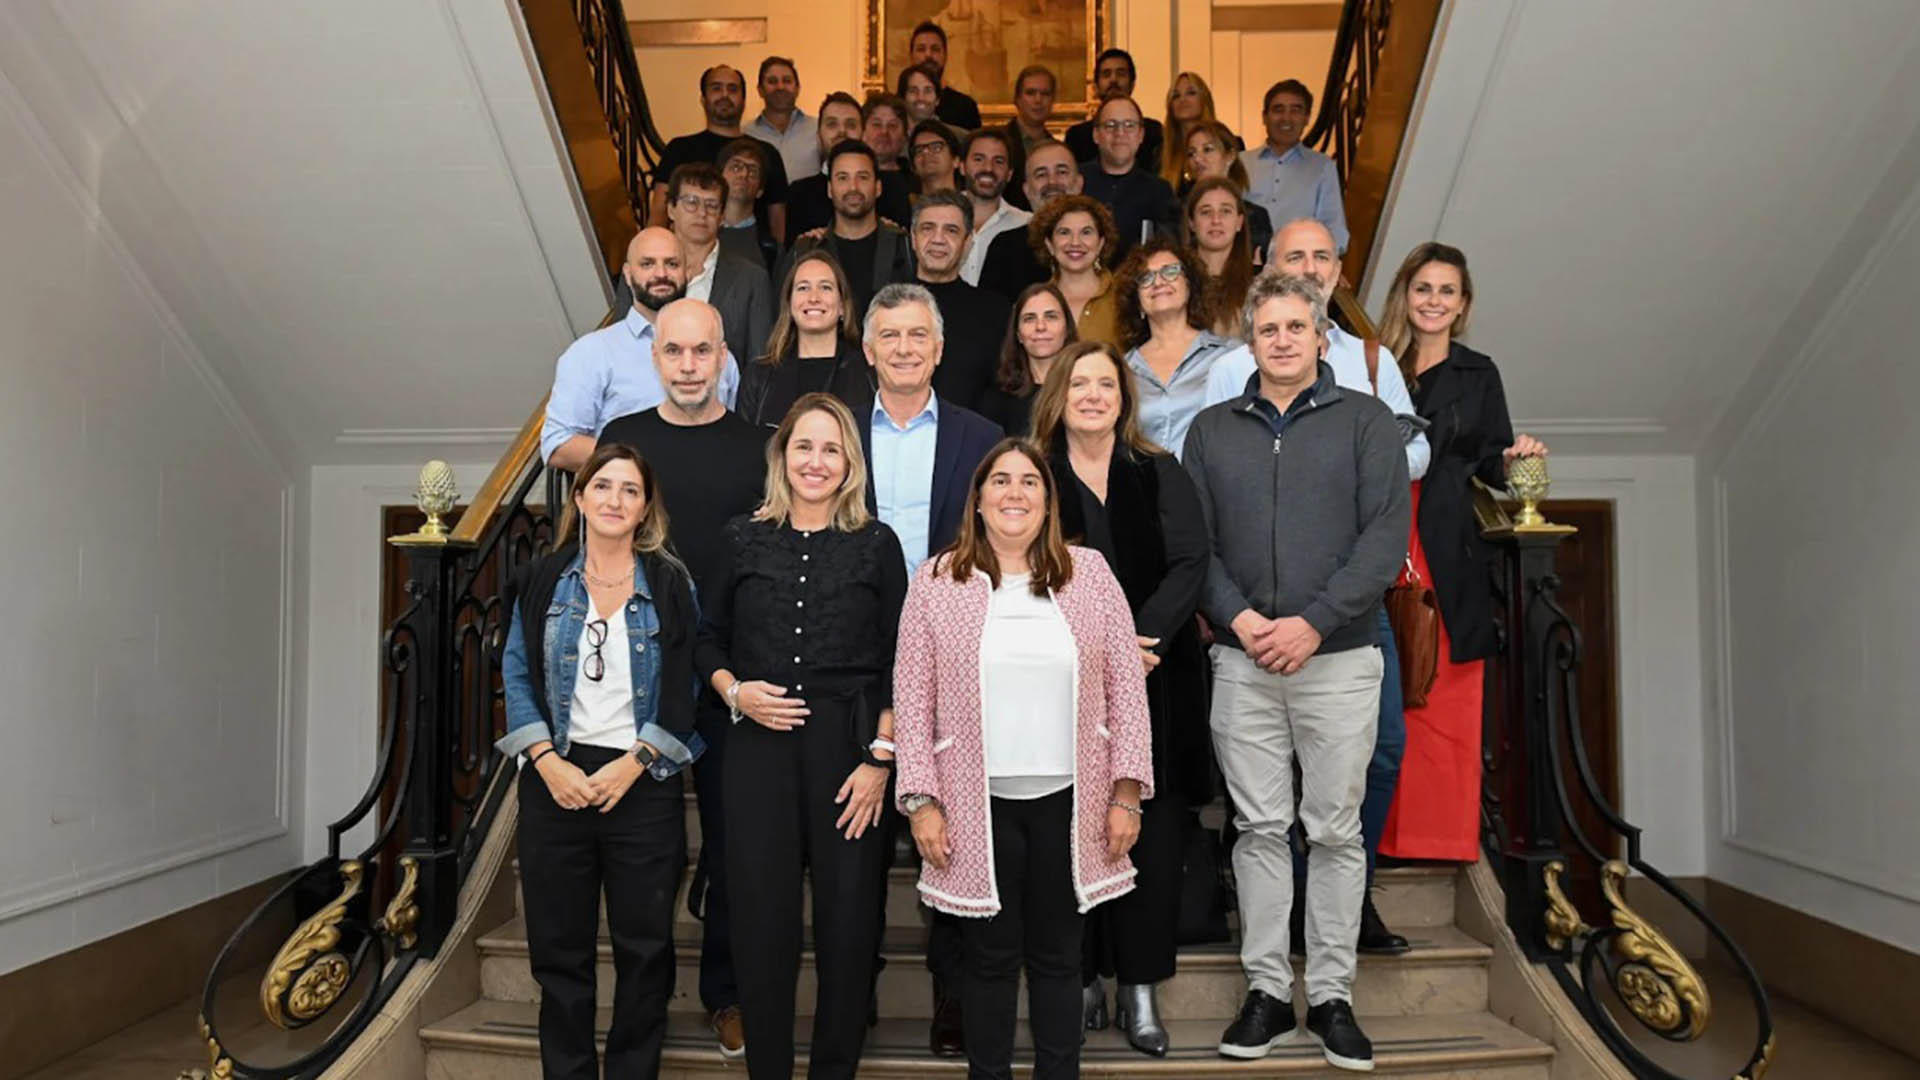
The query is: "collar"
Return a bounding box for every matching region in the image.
[562,546,655,601]
[751,108,809,131]
[1328,323,1356,350]
[622,305,657,340]
[871,390,939,431]
[976,198,1023,232]
[723,214,757,230]
[697,244,720,277]
[1257,142,1306,164]
[1236,359,1341,412]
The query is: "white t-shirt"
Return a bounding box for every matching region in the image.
[568,596,638,749]
[980,573,1078,799]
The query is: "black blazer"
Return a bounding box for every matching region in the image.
[737,340,874,430]
[859,395,1004,557]
[1413,342,1515,663]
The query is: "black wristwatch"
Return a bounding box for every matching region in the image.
[630,743,658,768]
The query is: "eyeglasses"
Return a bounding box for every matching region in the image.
[1098,119,1142,133]
[674,194,723,215]
[583,619,608,682]
[1135,263,1185,287]
[912,141,952,157]
[723,160,762,176]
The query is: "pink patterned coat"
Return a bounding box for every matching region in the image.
[893,546,1155,917]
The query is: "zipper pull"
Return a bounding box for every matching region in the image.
[1272,435,1282,455]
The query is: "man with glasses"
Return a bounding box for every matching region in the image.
[660,163,771,369]
[1077,96,1178,259]
[910,191,1008,409]
[908,120,961,197]
[1064,48,1164,173]
[1240,79,1348,253]
[716,139,780,272]
[651,65,790,244]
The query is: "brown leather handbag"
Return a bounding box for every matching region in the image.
[1365,339,1441,707]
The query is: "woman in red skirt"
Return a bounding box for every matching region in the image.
[1374,243,1547,860]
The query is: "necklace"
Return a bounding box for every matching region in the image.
[583,560,635,590]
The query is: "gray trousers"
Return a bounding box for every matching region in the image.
[1210,643,1381,1005]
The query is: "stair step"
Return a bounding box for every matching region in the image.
[514,861,1461,934]
[422,999,1553,1078]
[476,915,1491,1019]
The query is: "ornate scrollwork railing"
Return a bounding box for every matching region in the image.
[1479,507,1776,1078]
[565,0,664,226]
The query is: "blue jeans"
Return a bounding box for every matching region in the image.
[1292,607,1406,884]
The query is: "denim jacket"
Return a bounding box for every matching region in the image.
[498,548,704,777]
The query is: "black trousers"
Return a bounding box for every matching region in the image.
[1081,785,1187,985]
[688,700,739,1012]
[724,697,887,1080]
[518,745,685,1080]
[963,788,1083,1080]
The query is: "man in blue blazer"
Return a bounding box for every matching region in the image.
[855,282,1001,1056]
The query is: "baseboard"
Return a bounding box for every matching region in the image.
[1706,878,1920,1061]
[0,872,294,1079]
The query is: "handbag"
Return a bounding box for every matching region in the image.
[1365,339,1441,707]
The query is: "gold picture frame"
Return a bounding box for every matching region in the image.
[862,0,1112,127]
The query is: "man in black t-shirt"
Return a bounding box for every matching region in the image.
[651,65,790,243]
[597,298,767,1060]
[910,192,1009,410]
[1076,96,1178,260]
[785,91,867,240]
[778,141,914,323]
[909,20,982,131]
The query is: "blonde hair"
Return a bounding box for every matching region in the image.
[1161,71,1224,188]
[753,393,873,532]
[1377,242,1475,390]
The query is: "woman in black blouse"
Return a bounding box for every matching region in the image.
[1031,342,1210,1056]
[697,392,907,1080]
[977,282,1077,436]
[737,250,873,429]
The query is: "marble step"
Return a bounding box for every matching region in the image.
[422,1000,1553,1078]
[513,860,1462,936]
[475,915,1492,1020]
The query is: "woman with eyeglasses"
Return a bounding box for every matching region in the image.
[1183,177,1258,340]
[1114,237,1238,458]
[498,443,702,1080]
[697,394,908,1080]
[1030,194,1124,350]
[977,282,1078,436]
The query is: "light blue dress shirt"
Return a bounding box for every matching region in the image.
[870,393,940,573]
[1239,142,1350,254]
[1125,330,1239,458]
[539,305,741,463]
[747,109,821,184]
[1199,324,1430,479]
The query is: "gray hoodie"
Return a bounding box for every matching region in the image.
[1181,362,1411,656]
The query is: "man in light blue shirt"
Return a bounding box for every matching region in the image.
[541,227,741,470]
[1239,79,1349,255]
[745,56,820,182]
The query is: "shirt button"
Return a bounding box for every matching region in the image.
[794,627,803,635]
[796,600,804,608]
[799,575,807,583]
[793,656,802,663]
[802,554,809,562]
[634,642,644,653]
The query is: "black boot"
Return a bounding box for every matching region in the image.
[1356,893,1410,955]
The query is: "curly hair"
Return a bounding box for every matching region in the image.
[1113,236,1211,351]
[1027,194,1119,270]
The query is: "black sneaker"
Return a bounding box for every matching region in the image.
[1357,894,1411,955]
[1305,999,1374,1072]
[1216,989,1296,1058]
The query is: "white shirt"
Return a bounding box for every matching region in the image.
[1202,324,1431,480]
[960,198,1032,286]
[686,243,720,303]
[980,573,1077,799]
[568,596,638,749]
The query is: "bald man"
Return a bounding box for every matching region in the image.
[598,298,767,1053]
[541,228,742,472]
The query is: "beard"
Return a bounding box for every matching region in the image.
[631,274,686,311]
[666,382,715,412]
[968,171,1005,199]
[833,191,874,219]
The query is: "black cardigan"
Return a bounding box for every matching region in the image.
[1412,342,1515,663]
[736,339,874,430]
[1050,436,1214,803]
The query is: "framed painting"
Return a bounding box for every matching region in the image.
[862,0,1111,125]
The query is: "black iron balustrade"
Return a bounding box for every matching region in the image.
[1306,0,1393,191]
[568,0,664,225]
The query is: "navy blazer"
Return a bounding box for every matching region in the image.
[860,394,1005,557]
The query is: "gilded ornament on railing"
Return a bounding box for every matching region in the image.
[379,856,421,949]
[1601,859,1712,1040]
[1736,1033,1776,1079]
[198,1015,234,1079]
[1506,455,1554,529]
[1541,859,1590,951]
[261,860,364,1029]
[393,460,461,545]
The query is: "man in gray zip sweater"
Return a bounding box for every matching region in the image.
[1182,273,1410,1072]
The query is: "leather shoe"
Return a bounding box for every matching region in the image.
[1357,893,1410,955]
[929,996,965,1056]
[710,1006,745,1059]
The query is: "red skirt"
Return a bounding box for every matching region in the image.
[1379,480,1484,861]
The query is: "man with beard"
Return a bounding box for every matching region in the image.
[785,92,867,239]
[541,228,741,472]
[1064,49,1165,173]
[778,140,914,322]
[596,298,767,1061]
[651,65,790,244]
[976,140,1081,301]
[1076,96,1178,259]
[862,93,916,226]
[1239,79,1348,253]
[745,55,818,181]
[956,129,1028,286]
[910,191,1009,409]
[908,20,982,130]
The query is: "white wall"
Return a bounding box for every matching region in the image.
[1698,148,1920,951]
[0,64,301,975]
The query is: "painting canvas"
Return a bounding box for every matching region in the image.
[868,0,1107,120]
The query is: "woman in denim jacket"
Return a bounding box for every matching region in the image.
[497,443,703,1080]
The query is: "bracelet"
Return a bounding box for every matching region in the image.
[1108,799,1142,817]
[725,681,744,724]
[529,747,557,768]
[870,736,897,755]
[860,745,897,770]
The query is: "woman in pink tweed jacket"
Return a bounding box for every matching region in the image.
[892,438,1154,1080]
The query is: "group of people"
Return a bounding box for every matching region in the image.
[502,23,1546,1080]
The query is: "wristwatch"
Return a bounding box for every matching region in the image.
[901,793,939,815]
[630,743,658,768]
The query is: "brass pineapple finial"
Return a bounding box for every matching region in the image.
[1507,454,1553,529]
[414,460,459,539]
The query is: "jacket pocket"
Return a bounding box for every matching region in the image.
[932,735,956,755]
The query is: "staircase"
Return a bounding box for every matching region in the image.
[419,792,1555,1077]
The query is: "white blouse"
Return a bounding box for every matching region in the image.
[568,596,638,749]
[980,572,1078,799]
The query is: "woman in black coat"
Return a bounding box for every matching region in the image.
[737,249,874,429]
[1032,341,1210,1056]
[1374,242,1546,861]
